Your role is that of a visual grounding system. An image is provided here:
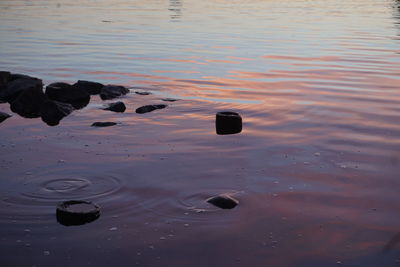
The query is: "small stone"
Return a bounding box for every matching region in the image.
[40,100,73,126]
[91,122,117,127]
[207,194,239,209]
[103,101,126,113]
[136,104,167,114]
[43,250,50,256]
[161,98,179,102]
[109,227,118,231]
[135,91,151,95]
[215,111,242,135]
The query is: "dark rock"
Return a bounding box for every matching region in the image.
[10,86,47,118]
[0,77,43,103]
[135,91,151,95]
[136,104,167,114]
[73,80,104,95]
[207,195,239,209]
[215,111,242,135]
[100,85,129,100]
[0,72,11,103]
[91,122,117,127]
[40,100,73,126]
[103,101,126,113]
[0,111,11,123]
[9,73,37,81]
[56,200,100,226]
[161,98,179,102]
[45,82,90,109]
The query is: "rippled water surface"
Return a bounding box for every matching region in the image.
[1,0,400,266]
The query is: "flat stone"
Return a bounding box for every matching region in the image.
[45,82,90,109]
[41,100,73,126]
[91,122,117,127]
[0,111,11,123]
[135,91,151,95]
[100,85,129,100]
[73,80,104,95]
[10,86,47,118]
[103,101,126,113]
[136,104,167,114]
[207,195,239,209]
[161,98,179,102]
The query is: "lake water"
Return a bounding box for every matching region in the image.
[1,0,400,266]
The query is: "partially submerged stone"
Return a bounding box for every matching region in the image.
[135,91,151,95]
[136,104,167,114]
[215,111,242,135]
[41,100,73,126]
[100,85,129,100]
[56,200,100,226]
[161,98,179,102]
[103,101,126,113]
[0,76,43,103]
[207,195,239,209]
[0,111,11,123]
[10,86,47,118]
[45,82,90,109]
[91,122,117,127]
[73,80,104,95]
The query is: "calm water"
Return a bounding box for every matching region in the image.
[1,0,400,266]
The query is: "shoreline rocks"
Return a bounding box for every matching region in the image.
[10,85,47,118]
[41,100,73,126]
[0,75,43,103]
[91,122,117,127]
[0,111,11,123]
[207,195,239,209]
[103,101,126,113]
[45,82,90,109]
[100,85,129,100]
[136,104,167,114]
[73,80,104,95]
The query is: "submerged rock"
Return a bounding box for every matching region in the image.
[207,195,239,209]
[56,200,100,226]
[0,111,11,123]
[215,111,242,135]
[103,101,126,113]
[161,98,179,102]
[45,82,90,109]
[73,80,104,95]
[100,85,129,100]
[91,122,117,127]
[0,76,43,103]
[10,86,47,118]
[135,91,151,95]
[41,100,73,126]
[136,104,167,114]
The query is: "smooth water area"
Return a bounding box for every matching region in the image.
[1,0,400,266]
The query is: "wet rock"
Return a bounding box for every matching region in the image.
[207,195,239,209]
[0,76,43,103]
[73,80,104,95]
[136,104,167,114]
[45,82,90,109]
[103,101,126,113]
[0,72,10,103]
[0,111,11,123]
[100,85,129,100]
[40,100,73,126]
[215,111,242,135]
[10,86,47,118]
[135,91,151,95]
[161,98,179,102]
[91,122,117,127]
[9,73,37,81]
[56,200,100,226]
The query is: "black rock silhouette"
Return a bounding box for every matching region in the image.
[45,82,90,109]
[73,80,104,95]
[10,86,47,118]
[91,122,117,127]
[207,195,239,209]
[103,101,126,113]
[215,111,242,135]
[0,76,43,103]
[136,104,167,114]
[0,111,11,123]
[100,85,129,100]
[56,200,100,226]
[41,100,73,126]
